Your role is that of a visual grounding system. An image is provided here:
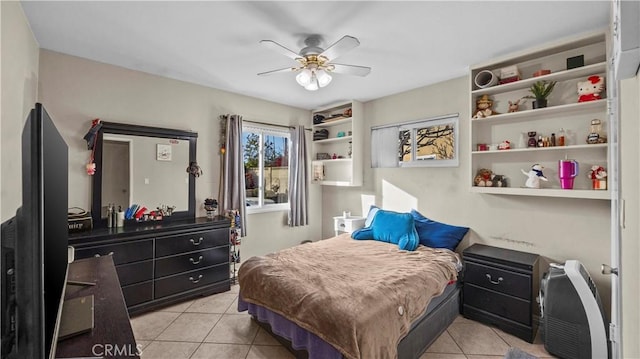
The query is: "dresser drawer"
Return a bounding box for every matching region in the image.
[154,264,228,299]
[156,229,228,257]
[75,239,154,265]
[464,284,531,325]
[122,281,153,307]
[465,261,532,300]
[155,247,229,278]
[116,260,154,286]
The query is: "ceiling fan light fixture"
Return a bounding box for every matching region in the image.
[295,68,313,86]
[304,75,319,91]
[316,69,332,88]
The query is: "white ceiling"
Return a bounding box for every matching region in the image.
[21,1,611,110]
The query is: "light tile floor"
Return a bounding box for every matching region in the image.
[130,284,556,359]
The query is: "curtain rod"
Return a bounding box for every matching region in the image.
[370,113,459,130]
[243,119,313,132]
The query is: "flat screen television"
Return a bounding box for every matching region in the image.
[1,103,69,358]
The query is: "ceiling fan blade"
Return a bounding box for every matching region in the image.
[319,35,360,61]
[330,63,371,77]
[260,40,301,61]
[257,67,296,76]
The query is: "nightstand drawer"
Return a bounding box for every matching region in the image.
[464,284,531,325]
[465,262,532,300]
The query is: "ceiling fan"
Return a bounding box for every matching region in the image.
[257,35,371,91]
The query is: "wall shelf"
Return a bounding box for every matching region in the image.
[469,31,610,200]
[312,101,362,186]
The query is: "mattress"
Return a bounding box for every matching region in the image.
[238,281,461,359]
[238,234,461,359]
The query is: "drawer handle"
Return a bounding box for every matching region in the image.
[340,223,346,228]
[94,251,114,258]
[189,256,204,265]
[486,274,504,285]
[190,237,204,246]
[189,274,203,284]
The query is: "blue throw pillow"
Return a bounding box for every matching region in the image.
[352,209,419,251]
[363,205,379,227]
[410,209,469,251]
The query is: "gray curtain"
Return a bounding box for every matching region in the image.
[222,114,247,236]
[288,125,309,227]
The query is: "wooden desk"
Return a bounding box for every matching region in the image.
[56,256,139,358]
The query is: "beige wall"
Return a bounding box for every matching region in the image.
[620,74,639,359]
[36,50,321,258]
[0,1,39,221]
[322,75,613,312]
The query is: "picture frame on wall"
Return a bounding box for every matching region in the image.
[156,144,172,161]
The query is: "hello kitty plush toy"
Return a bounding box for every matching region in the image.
[577,75,605,102]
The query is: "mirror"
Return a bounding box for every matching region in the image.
[91,122,197,227]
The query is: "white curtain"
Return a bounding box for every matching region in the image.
[371,126,399,168]
[288,125,309,227]
[221,114,247,236]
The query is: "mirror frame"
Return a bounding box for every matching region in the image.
[91,121,197,228]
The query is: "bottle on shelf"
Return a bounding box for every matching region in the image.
[558,128,566,146]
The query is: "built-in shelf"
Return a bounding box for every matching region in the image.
[470,186,610,200]
[472,143,607,155]
[470,100,606,125]
[312,101,362,186]
[469,31,610,200]
[313,135,353,144]
[471,62,606,96]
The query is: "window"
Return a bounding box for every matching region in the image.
[242,124,290,212]
[371,114,459,168]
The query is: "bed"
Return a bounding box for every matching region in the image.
[237,233,463,359]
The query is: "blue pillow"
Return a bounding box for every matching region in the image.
[410,209,469,251]
[364,205,379,227]
[352,209,419,251]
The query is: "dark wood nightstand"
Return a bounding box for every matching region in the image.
[462,244,540,343]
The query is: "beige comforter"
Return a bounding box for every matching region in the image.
[238,233,460,359]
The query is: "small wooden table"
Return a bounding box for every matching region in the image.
[55,255,138,358]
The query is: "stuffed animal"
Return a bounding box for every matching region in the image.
[577,75,605,102]
[474,168,496,187]
[472,95,499,118]
[491,174,508,187]
[521,164,548,188]
[508,99,521,113]
[498,140,511,150]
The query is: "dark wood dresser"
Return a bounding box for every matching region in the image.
[462,243,540,343]
[69,217,230,316]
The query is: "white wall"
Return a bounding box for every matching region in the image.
[0,1,39,221]
[36,50,322,258]
[620,74,639,359]
[321,75,613,313]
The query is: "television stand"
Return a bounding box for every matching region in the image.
[55,256,138,358]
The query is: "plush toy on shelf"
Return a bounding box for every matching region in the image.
[577,75,605,102]
[472,94,499,119]
[474,168,508,187]
[521,164,548,189]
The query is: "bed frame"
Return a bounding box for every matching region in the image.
[247,283,462,359]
